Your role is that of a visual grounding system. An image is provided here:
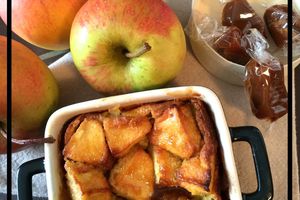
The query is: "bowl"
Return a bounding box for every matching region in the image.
[17,86,273,199]
[189,0,299,86]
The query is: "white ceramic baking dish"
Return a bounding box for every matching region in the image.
[17,86,273,200]
[189,0,298,86]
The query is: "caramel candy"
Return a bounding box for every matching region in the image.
[212,26,250,65]
[264,4,300,48]
[244,56,288,121]
[222,0,265,36]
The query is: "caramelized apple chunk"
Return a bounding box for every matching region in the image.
[64,160,112,200]
[150,104,201,159]
[63,98,223,199]
[176,99,220,199]
[109,147,154,200]
[122,104,153,117]
[151,146,182,187]
[63,118,113,168]
[103,115,152,158]
[64,114,86,145]
[176,143,220,200]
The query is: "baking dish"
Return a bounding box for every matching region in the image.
[17,86,273,199]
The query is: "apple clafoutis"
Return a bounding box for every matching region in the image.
[64,160,112,200]
[62,98,224,200]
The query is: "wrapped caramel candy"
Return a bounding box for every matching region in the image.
[264,4,300,48]
[242,29,287,121]
[212,26,250,65]
[222,0,265,36]
[244,57,287,121]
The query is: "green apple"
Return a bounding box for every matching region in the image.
[0,35,59,154]
[70,0,186,94]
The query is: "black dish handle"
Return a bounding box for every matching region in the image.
[230,126,273,200]
[18,126,273,200]
[17,157,45,200]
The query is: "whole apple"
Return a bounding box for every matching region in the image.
[0,35,59,154]
[0,0,87,50]
[70,0,186,94]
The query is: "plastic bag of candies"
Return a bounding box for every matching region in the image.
[241,29,288,121]
[185,0,291,121]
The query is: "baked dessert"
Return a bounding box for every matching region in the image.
[62,98,225,200]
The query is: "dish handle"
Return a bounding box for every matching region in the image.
[17,157,45,200]
[230,126,273,200]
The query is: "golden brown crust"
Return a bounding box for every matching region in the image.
[63,98,222,200]
[151,146,182,187]
[64,113,103,145]
[177,103,202,154]
[176,98,220,199]
[64,160,112,200]
[64,115,86,146]
[81,190,113,200]
[150,104,201,159]
[63,118,113,168]
[109,146,154,200]
[103,115,152,158]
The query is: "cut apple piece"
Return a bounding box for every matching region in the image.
[151,146,182,187]
[64,113,103,145]
[80,191,112,200]
[64,160,112,200]
[191,98,218,144]
[176,147,220,199]
[150,104,201,159]
[177,103,202,153]
[139,136,149,149]
[176,152,211,191]
[149,101,183,119]
[63,118,113,168]
[176,99,220,199]
[64,114,86,145]
[122,104,153,117]
[103,115,152,158]
[109,147,154,200]
[179,182,220,200]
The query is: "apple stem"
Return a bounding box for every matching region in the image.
[0,127,56,145]
[125,42,151,58]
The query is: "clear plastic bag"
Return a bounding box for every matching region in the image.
[244,57,288,121]
[212,26,250,65]
[241,29,288,121]
[264,4,300,57]
[185,11,229,44]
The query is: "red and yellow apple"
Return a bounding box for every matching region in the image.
[0,35,59,153]
[0,0,87,50]
[70,0,186,94]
